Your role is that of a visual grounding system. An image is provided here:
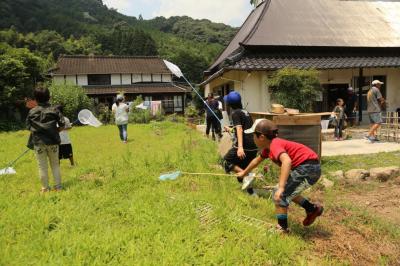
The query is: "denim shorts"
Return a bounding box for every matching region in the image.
[368,112,382,125]
[273,162,321,207]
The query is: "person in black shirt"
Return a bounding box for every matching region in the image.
[222,91,258,182]
[26,86,65,192]
[205,93,221,141]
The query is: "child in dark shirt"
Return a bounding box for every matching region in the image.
[238,119,323,233]
[26,86,65,192]
[222,92,258,181]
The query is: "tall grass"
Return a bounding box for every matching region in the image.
[0,122,308,265]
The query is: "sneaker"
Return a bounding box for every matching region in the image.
[366,136,375,143]
[373,137,380,142]
[335,137,339,141]
[303,205,324,226]
[275,224,290,234]
[53,185,63,192]
[41,187,50,193]
[241,174,255,190]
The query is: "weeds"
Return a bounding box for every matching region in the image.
[0,122,399,264]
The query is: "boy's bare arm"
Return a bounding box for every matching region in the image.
[236,125,245,159]
[278,153,291,188]
[274,153,292,202]
[237,155,264,178]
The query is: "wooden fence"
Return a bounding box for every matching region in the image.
[379,112,400,142]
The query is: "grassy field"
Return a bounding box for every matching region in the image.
[0,121,399,265]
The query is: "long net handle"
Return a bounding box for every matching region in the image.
[181,172,234,177]
[6,149,30,168]
[183,76,223,125]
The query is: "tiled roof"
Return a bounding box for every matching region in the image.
[83,83,188,95]
[229,55,400,70]
[51,55,172,75]
[208,0,400,72]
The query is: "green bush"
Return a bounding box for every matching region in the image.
[0,120,25,131]
[184,104,198,118]
[266,68,321,112]
[95,103,113,124]
[49,82,94,120]
[128,96,151,124]
[128,96,169,124]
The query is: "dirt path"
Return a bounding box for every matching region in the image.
[300,180,400,265]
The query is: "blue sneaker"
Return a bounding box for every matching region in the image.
[367,136,375,143]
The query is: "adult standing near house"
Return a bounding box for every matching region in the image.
[366,80,385,143]
[214,95,224,140]
[112,94,129,143]
[205,93,220,141]
[345,87,358,127]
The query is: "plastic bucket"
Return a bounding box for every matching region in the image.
[321,120,329,130]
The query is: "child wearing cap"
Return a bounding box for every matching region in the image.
[238,119,323,233]
[222,91,258,184]
[112,94,129,143]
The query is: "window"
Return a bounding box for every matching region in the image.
[162,96,174,113]
[88,74,111,86]
[144,96,152,107]
[174,95,183,112]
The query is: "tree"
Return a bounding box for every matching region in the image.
[49,83,93,121]
[266,68,322,112]
[0,47,44,109]
[95,26,158,56]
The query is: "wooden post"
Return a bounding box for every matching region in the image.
[394,112,399,142]
[358,68,363,123]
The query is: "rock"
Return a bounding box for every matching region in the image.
[329,170,344,180]
[370,167,400,182]
[345,169,369,181]
[320,177,334,188]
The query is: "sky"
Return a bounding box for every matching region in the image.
[102,0,253,27]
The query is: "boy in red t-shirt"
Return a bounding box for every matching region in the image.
[238,119,323,233]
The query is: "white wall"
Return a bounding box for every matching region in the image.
[53,76,64,84]
[152,74,162,82]
[205,70,270,113]
[65,75,76,85]
[132,74,141,83]
[121,74,131,85]
[77,75,88,86]
[162,74,172,82]
[111,74,120,85]
[383,68,400,111]
[142,74,152,82]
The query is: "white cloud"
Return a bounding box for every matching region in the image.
[102,0,132,12]
[154,0,252,26]
[102,0,252,26]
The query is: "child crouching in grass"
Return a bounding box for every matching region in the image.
[26,86,65,192]
[237,119,323,233]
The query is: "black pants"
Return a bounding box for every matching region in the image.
[223,147,258,173]
[206,116,221,137]
[334,119,344,138]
